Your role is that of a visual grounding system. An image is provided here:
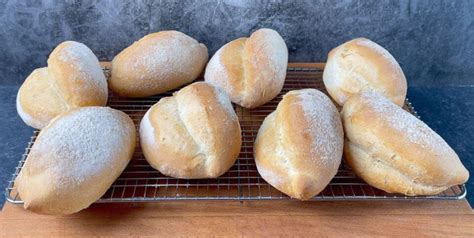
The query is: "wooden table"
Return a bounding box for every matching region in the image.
[1,200,473,237]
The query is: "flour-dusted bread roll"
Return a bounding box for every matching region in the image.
[323,38,407,107]
[140,82,241,178]
[15,107,136,215]
[205,28,288,108]
[110,31,208,97]
[342,92,469,195]
[16,41,108,129]
[254,89,344,200]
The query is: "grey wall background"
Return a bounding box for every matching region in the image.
[0,0,473,86]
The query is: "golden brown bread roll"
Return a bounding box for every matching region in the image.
[254,89,344,200]
[110,31,208,97]
[16,68,67,129]
[15,107,136,215]
[342,92,469,195]
[16,41,108,129]
[140,82,241,178]
[205,28,288,108]
[323,38,407,107]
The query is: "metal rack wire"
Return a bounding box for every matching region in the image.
[5,65,466,203]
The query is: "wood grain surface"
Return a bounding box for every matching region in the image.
[1,200,473,237]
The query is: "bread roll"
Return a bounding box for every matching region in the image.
[15,107,136,215]
[140,82,241,178]
[17,41,108,129]
[110,31,208,97]
[342,92,469,195]
[205,28,288,108]
[16,68,67,129]
[323,38,407,107]
[254,89,344,200]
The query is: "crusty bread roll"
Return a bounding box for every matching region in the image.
[323,38,407,107]
[342,92,469,195]
[110,31,208,97]
[140,82,241,178]
[205,28,288,108]
[15,107,136,215]
[16,68,67,129]
[17,41,108,129]
[254,89,344,200]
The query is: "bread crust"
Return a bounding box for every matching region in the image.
[140,82,241,178]
[16,68,68,129]
[254,89,344,200]
[17,41,108,129]
[15,107,136,215]
[341,92,469,195]
[205,28,288,108]
[47,41,108,106]
[323,38,407,106]
[110,31,208,97]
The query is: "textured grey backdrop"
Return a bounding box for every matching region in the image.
[0,0,473,86]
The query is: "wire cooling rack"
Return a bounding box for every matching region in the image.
[5,64,466,203]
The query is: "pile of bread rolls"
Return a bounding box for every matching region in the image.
[15,29,469,215]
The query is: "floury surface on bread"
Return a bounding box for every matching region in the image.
[139,82,242,179]
[254,89,344,200]
[204,28,288,109]
[110,31,208,97]
[342,91,469,196]
[16,41,108,129]
[323,38,407,107]
[15,107,136,215]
